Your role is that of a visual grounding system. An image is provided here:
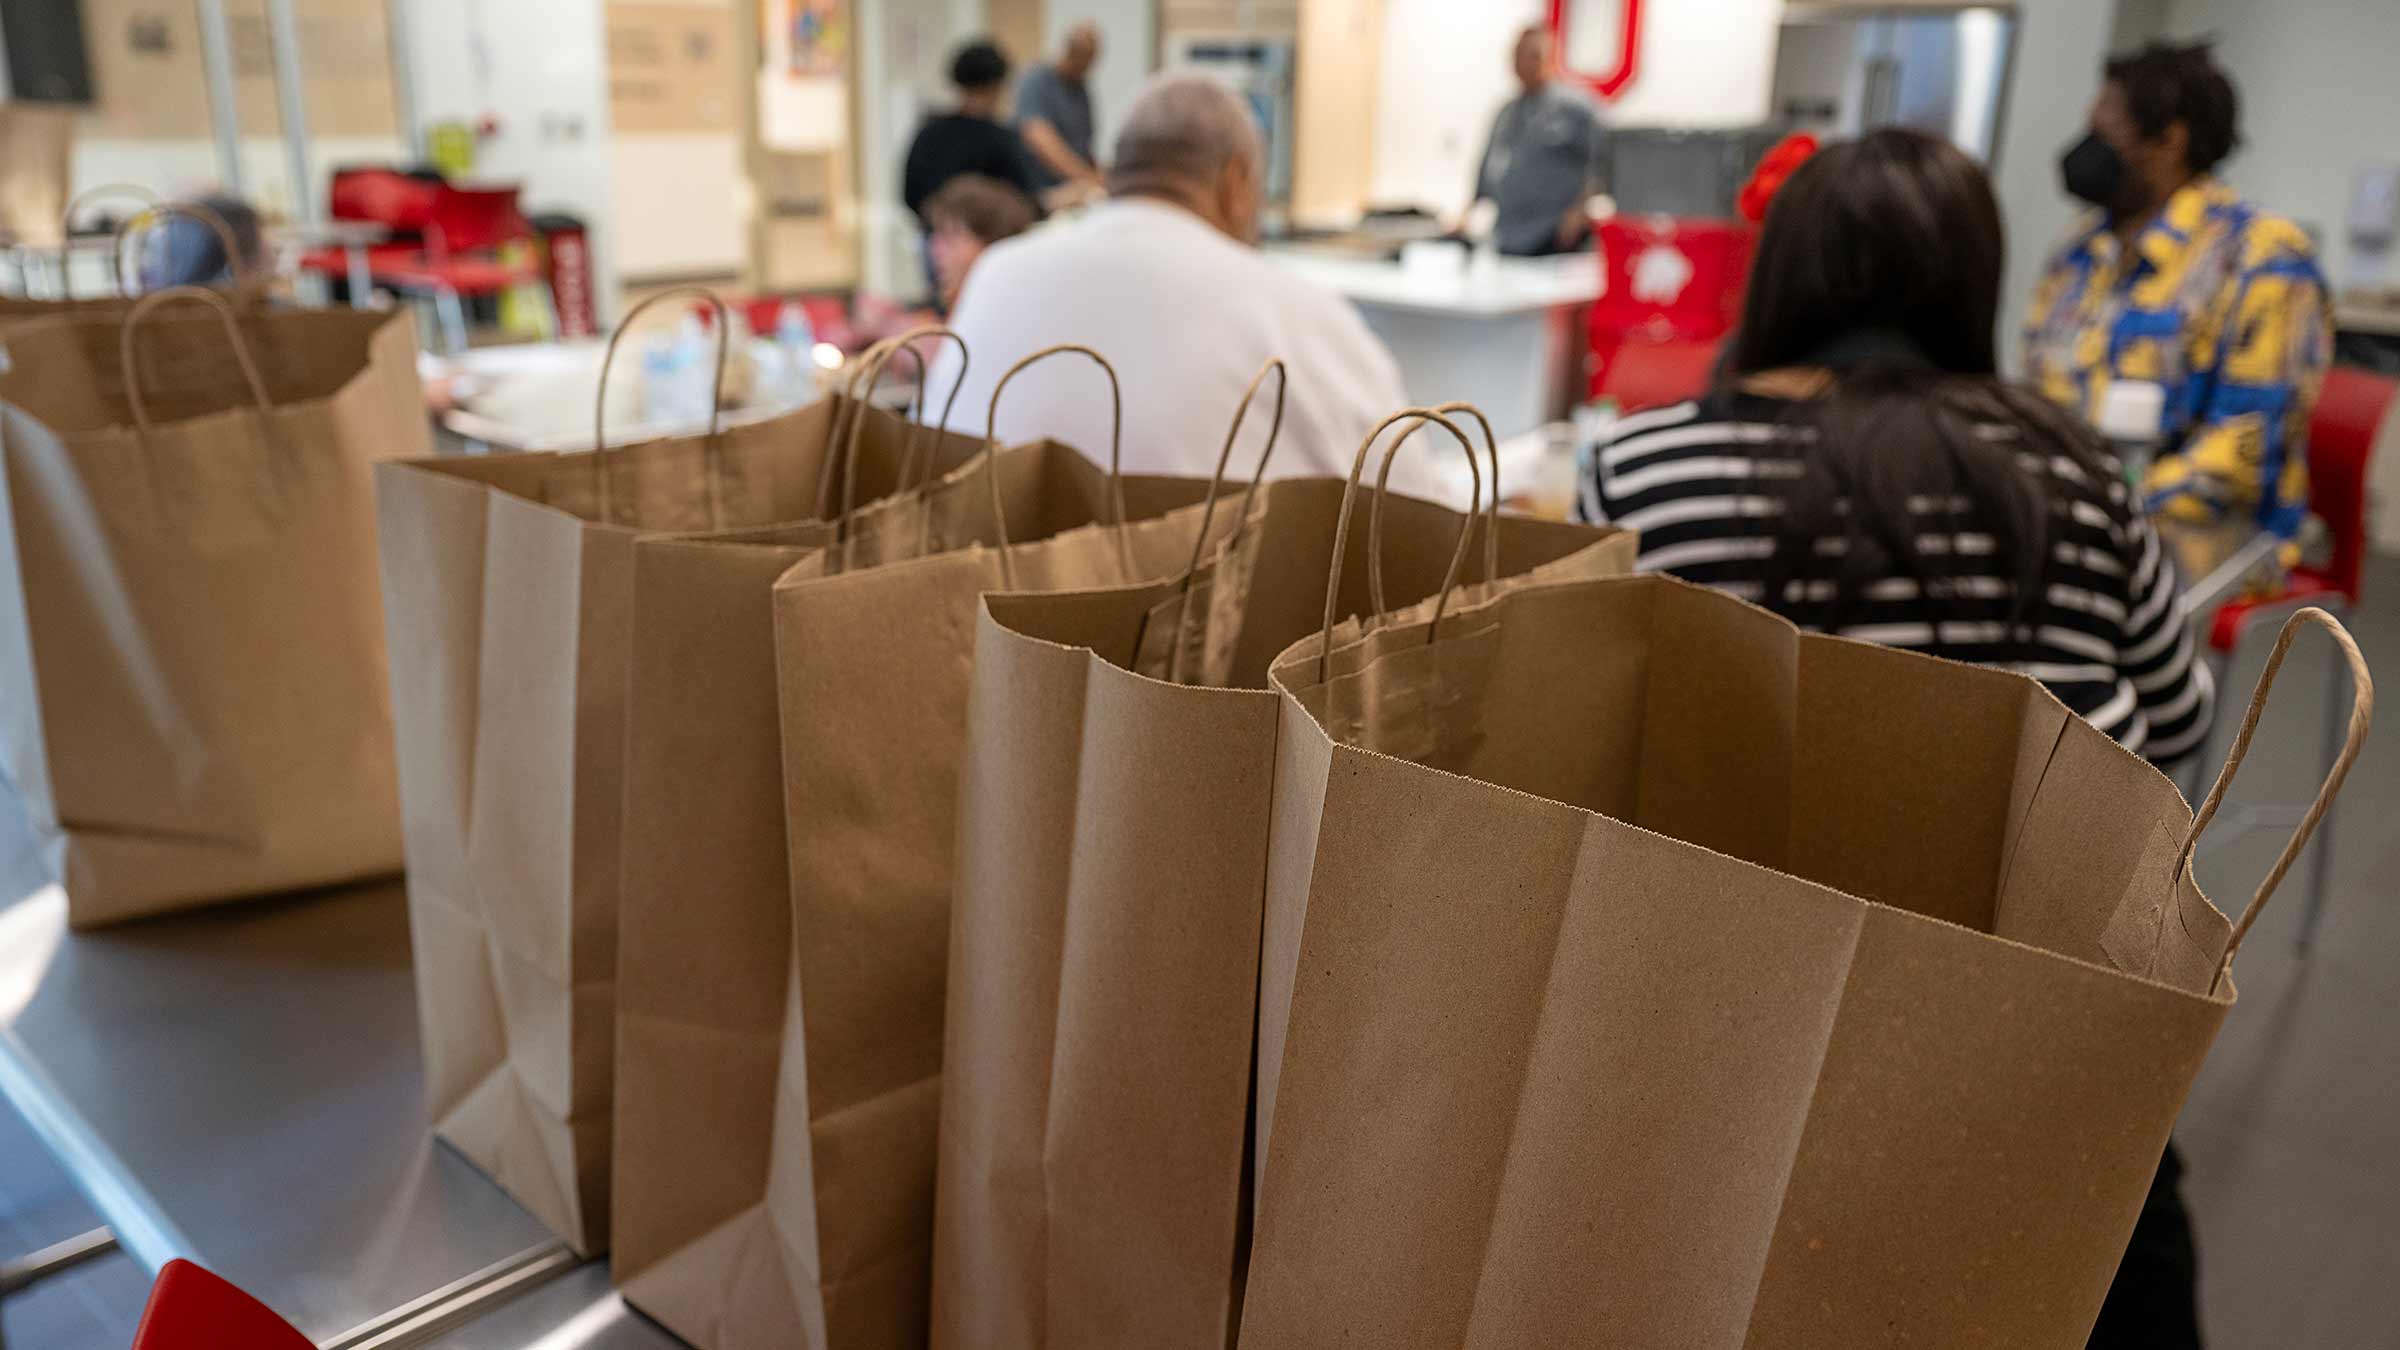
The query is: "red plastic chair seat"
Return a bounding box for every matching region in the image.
[131,1259,313,1350]
[2207,568,2344,654]
[370,256,539,296]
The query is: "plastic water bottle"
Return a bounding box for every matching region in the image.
[672,315,714,423]
[775,300,817,405]
[638,338,679,432]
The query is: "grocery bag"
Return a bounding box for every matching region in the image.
[610,327,1020,1302]
[377,297,982,1254]
[615,344,1259,1349]
[1239,574,2371,1349]
[0,286,421,925]
[937,398,1637,1350]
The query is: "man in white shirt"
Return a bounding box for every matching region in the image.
[931,74,1454,503]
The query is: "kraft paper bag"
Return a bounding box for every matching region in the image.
[612,345,1256,1350]
[377,307,984,1255]
[936,401,1638,1350]
[0,288,421,926]
[1238,575,2370,1349]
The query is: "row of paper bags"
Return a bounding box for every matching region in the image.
[0,297,2371,1349]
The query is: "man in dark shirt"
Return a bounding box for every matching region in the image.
[1014,22,1102,194]
[1471,25,1607,256]
[903,39,1044,225]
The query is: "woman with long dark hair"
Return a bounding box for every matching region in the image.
[1581,127,2211,764]
[1578,127,2211,1348]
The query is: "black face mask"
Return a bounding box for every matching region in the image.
[2059,132,2126,209]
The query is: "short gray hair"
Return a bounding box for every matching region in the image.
[1107,74,1263,197]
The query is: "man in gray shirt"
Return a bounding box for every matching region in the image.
[1473,25,1608,256]
[1015,23,1103,193]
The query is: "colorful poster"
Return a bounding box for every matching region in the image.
[771,0,848,77]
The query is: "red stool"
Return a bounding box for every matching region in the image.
[366,183,556,353]
[130,1260,311,1350]
[2187,365,2392,951]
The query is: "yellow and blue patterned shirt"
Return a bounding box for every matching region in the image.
[2023,177,2331,541]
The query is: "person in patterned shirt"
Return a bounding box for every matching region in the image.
[2024,40,2331,584]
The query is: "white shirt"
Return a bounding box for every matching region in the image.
[928,198,1459,506]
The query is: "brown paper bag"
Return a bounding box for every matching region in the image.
[0,287,421,925]
[1239,575,2370,1349]
[611,332,1152,1326]
[613,345,1256,1349]
[937,399,1638,1350]
[377,302,983,1254]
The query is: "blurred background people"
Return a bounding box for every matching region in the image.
[1470,24,1608,257]
[921,174,1035,311]
[135,194,264,290]
[903,37,1044,302]
[2024,40,2332,584]
[933,74,1446,500]
[1014,22,1105,201]
[1579,128,2213,1350]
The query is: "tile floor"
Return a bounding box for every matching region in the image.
[4,563,2397,1349]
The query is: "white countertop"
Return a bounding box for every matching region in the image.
[1266,248,1604,319]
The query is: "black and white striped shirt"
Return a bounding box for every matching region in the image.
[1578,393,2214,763]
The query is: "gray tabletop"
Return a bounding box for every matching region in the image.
[0,781,614,1345]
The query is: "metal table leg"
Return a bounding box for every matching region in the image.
[0,1227,120,1348]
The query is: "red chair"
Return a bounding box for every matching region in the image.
[1595,334,1724,412]
[1588,215,1754,405]
[2187,365,2392,951]
[130,1260,312,1350]
[296,167,440,298]
[367,183,555,352]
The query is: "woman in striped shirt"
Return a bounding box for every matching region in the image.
[1580,130,2212,764]
[1579,127,2212,1350]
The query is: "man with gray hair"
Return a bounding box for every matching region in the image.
[933,74,1448,500]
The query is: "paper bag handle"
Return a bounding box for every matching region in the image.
[592,285,731,526]
[1141,358,1289,682]
[822,323,970,542]
[1366,399,1503,622]
[113,203,253,296]
[58,183,162,297]
[118,286,277,434]
[980,343,1127,588]
[820,331,902,507]
[2186,607,2373,987]
[1315,408,1483,684]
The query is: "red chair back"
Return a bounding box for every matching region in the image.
[1592,216,1754,338]
[2306,365,2395,603]
[328,167,439,231]
[131,1260,314,1350]
[426,183,530,256]
[1595,334,1724,412]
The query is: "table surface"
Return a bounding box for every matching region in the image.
[1265,248,1604,319]
[0,800,582,1344]
[271,219,393,247]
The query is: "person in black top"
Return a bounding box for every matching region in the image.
[903,40,1044,227]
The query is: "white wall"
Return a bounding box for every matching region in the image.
[1366,0,1540,215]
[1987,0,2121,372]
[1602,0,1782,129]
[1365,0,1785,217]
[399,0,621,320]
[2160,0,2400,288]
